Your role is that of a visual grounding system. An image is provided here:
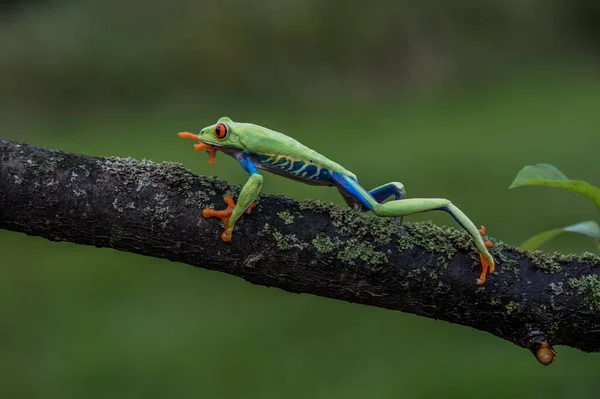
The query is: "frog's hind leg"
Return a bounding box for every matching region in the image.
[369,182,406,203]
[332,172,495,284]
[333,173,377,211]
[338,181,407,223]
[367,182,406,223]
[376,197,496,284]
[337,181,406,212]
[336,186,361,208]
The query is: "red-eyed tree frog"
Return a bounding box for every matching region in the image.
[179,117,495,284]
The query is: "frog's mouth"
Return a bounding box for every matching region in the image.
[178,132,217,166]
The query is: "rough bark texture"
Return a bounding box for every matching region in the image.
[1,139,599,364]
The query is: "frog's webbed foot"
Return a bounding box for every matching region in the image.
[476,225,495,285]
[178,131,217,166]
[202,195,256,242]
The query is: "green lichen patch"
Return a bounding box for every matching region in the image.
[312,233,336,254]
[297,199,397,267]
[568,275,600,312]
[579,252,600,267]
[299,199,396,245]
[496,249,519,268]
[331,210,393,246]
[488,241,521,276]
[396,231,415,251]
[499,261,520,277]
[523,250,563,274]
[311,233,389,267]
[298,198,332,212]
[506,301,519,315]
[523,251,600,274]
[277,210,295,225]
[258,223,271,237]
[403,222,465,268]
[336,238,388,267]
[272,230,309,251]
[396,221,475,268]
[549,281,564,296]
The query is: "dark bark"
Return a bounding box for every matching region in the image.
[1,139,599,365]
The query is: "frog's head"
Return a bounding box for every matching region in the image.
[178,116,244,165]
[197,117,245,149]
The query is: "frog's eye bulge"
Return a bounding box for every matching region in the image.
[214,123,228,139]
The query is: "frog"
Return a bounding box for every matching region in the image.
[179,117,495,284]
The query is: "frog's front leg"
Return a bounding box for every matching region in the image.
[203,154,263,242]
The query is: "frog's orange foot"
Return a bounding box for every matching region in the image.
[178,131,217,166]
[202,195,256,242]
[477,254,492,285]
[476,225,495,285]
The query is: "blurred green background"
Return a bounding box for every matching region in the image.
[1,1,600,398]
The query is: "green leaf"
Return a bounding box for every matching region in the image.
[520,220,600,250]
[510,164,600,211]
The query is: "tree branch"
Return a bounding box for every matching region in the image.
[1,139,599,365]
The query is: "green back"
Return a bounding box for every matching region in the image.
[233,121,356,179]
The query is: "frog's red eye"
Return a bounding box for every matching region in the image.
[214,123,228,139]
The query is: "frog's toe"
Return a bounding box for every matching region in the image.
[203,195,236,237]
[476,225,495,284]
[203,195,255,242]
[477,253,493,285]
[221,230,233,242]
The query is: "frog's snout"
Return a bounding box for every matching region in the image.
[178,132,213,151]
[179,131,213,145]
[178,131,217,165]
